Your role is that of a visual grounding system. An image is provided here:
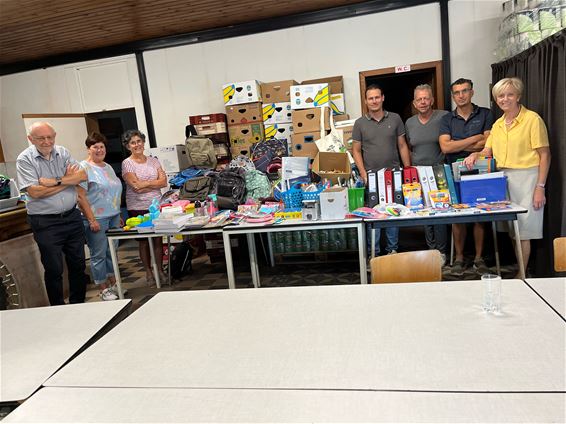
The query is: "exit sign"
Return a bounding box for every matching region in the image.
[395,65,411,73]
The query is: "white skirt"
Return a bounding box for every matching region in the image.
[503,167,544,240]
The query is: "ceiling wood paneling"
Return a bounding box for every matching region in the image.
[0,0,369,68]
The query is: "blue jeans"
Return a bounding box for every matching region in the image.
[83,214,120,285]
[366,224,399,255]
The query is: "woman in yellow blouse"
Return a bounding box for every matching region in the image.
[464,77,551,276]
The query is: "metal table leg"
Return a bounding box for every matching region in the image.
[223,231,236,289]
[492,222,501,276]
[108,237,124,299]
[358,223,368,284]
[247,233,260,288]
[513,220,526,279]
[148,236,161,289]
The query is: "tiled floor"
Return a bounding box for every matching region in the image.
[86,235,519,310]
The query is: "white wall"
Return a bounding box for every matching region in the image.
[144,3,444,147]
[448,0,503,107]
[0,55,147,177]
[0,0,503,167]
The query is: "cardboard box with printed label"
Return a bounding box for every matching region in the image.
[301,76,344,95]
[230,142,256,158]
[194,122,227,135]
[290,132,321,158]
[264,123,293,141]
[261,80,298,103]
[330,93,346,115]
[312,151,352,184]
[292,107,331,133]
[290,83,330,110]
[189,113,226,125]
[319,187,349,220]
[262,102,292,124]
[222,80,262,106]
[147,145,189,173]
[226,102,263,125]
[228,123,264,145]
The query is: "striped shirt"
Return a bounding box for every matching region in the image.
[122,156,163,210]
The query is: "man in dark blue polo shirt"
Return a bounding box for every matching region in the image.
[439,78,494,276]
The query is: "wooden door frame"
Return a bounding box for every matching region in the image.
[359,60,444,115]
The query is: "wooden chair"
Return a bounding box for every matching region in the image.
[371,250,443,284]
[554,237,566,272]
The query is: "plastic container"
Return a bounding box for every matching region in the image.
[348,187,365,211]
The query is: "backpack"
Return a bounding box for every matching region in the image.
[179,176,214,202]
[251,138,288,160]
[245,170,272,201]
[185,125,217,169]
[169,241,192,279]
[214,168,246,210]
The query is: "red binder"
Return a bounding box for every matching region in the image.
[384,169,393,203]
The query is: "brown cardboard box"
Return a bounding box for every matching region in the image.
[333,114,350,123]
[290,132,321,159]
[261,80,298,103]
[301,76,344,95]
[230,142,256,157]
[226,102,263,125]
[292,107,330,133]
[228,123,264,145]
[312,151,352,184]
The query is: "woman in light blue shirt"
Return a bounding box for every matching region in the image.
[77,132,122,301]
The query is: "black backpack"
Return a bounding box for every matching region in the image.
[214,168,246,210]
[169,241,193,279]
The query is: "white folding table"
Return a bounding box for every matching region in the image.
[4,387,564,423]
[0,300,131,403]
[525,277,566,320]
[45,281,565,392]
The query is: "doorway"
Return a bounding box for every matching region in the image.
[359,61,444,122]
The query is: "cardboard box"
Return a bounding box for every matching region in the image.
[226,102,263,125]
[147,145,189,173]
[189,113,226,125]
[301,76,344,95]
[264,123,293,141]
[261,80,298,103]
[230,142,256,158]
[290,83,330,110]
[194,122,227,135]
[263,102,292,124]
[337,125,354,150]
[330,93,346,115]
[319,187,349,220]
[222,80,262,105]
[228,123,264,145]
[292,107,331,133]
[333,113,350,123]
[312,151,352,184]
[290,133,320,158]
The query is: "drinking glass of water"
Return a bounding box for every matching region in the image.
[482,274,502,313]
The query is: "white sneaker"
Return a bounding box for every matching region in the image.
[110,285,127,297]
[387,250,398,255]
[100,288,118,301]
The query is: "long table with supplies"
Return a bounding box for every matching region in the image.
[0,300,131,404]
[365,204,528,277]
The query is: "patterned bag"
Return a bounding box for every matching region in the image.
[245,170,272,201]
[251,138,288,160]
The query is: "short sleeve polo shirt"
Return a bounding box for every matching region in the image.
[352,111,405,171]
[486,106,549,168]
[439,104,494,164]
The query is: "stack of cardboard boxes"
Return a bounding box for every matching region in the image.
[223,80,264,157]
[261,80,297,153]
[188,113,231,167]
[289,76,347,159]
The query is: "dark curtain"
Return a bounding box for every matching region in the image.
[492,29,566,277]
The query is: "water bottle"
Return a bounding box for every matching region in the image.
[284,231,293,253]
[293,231,303,252]
[311,230,320,251]
[321,230,329,251]
[303,230,312,252]
[347,228,358,251]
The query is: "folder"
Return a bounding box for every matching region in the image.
[377,168,386,205]
[392,167,403,205]
[367,169,379,208]
[425,166,437,191]
[444,163,459,204]
[384,169,393,203]
[417,166,431,207]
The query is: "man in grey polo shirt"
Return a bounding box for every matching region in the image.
[352,84,411,255]
[405,84,449,264]
[16,122,89,305]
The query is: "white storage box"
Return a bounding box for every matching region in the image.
[0,179,20,211]
[263,102,292,124]
[319,187,349,220]
[147,145,189,173]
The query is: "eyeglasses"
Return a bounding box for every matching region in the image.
[129,139,145,145]
[31,135,55,142]
[452,88,471,96]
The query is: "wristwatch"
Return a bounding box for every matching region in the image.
[536,183,545,189]
[55,176,62,186]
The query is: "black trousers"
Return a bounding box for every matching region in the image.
[28,208,88,305]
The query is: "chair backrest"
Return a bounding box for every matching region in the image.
[371,250,443,284]
[554,237,566,272]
